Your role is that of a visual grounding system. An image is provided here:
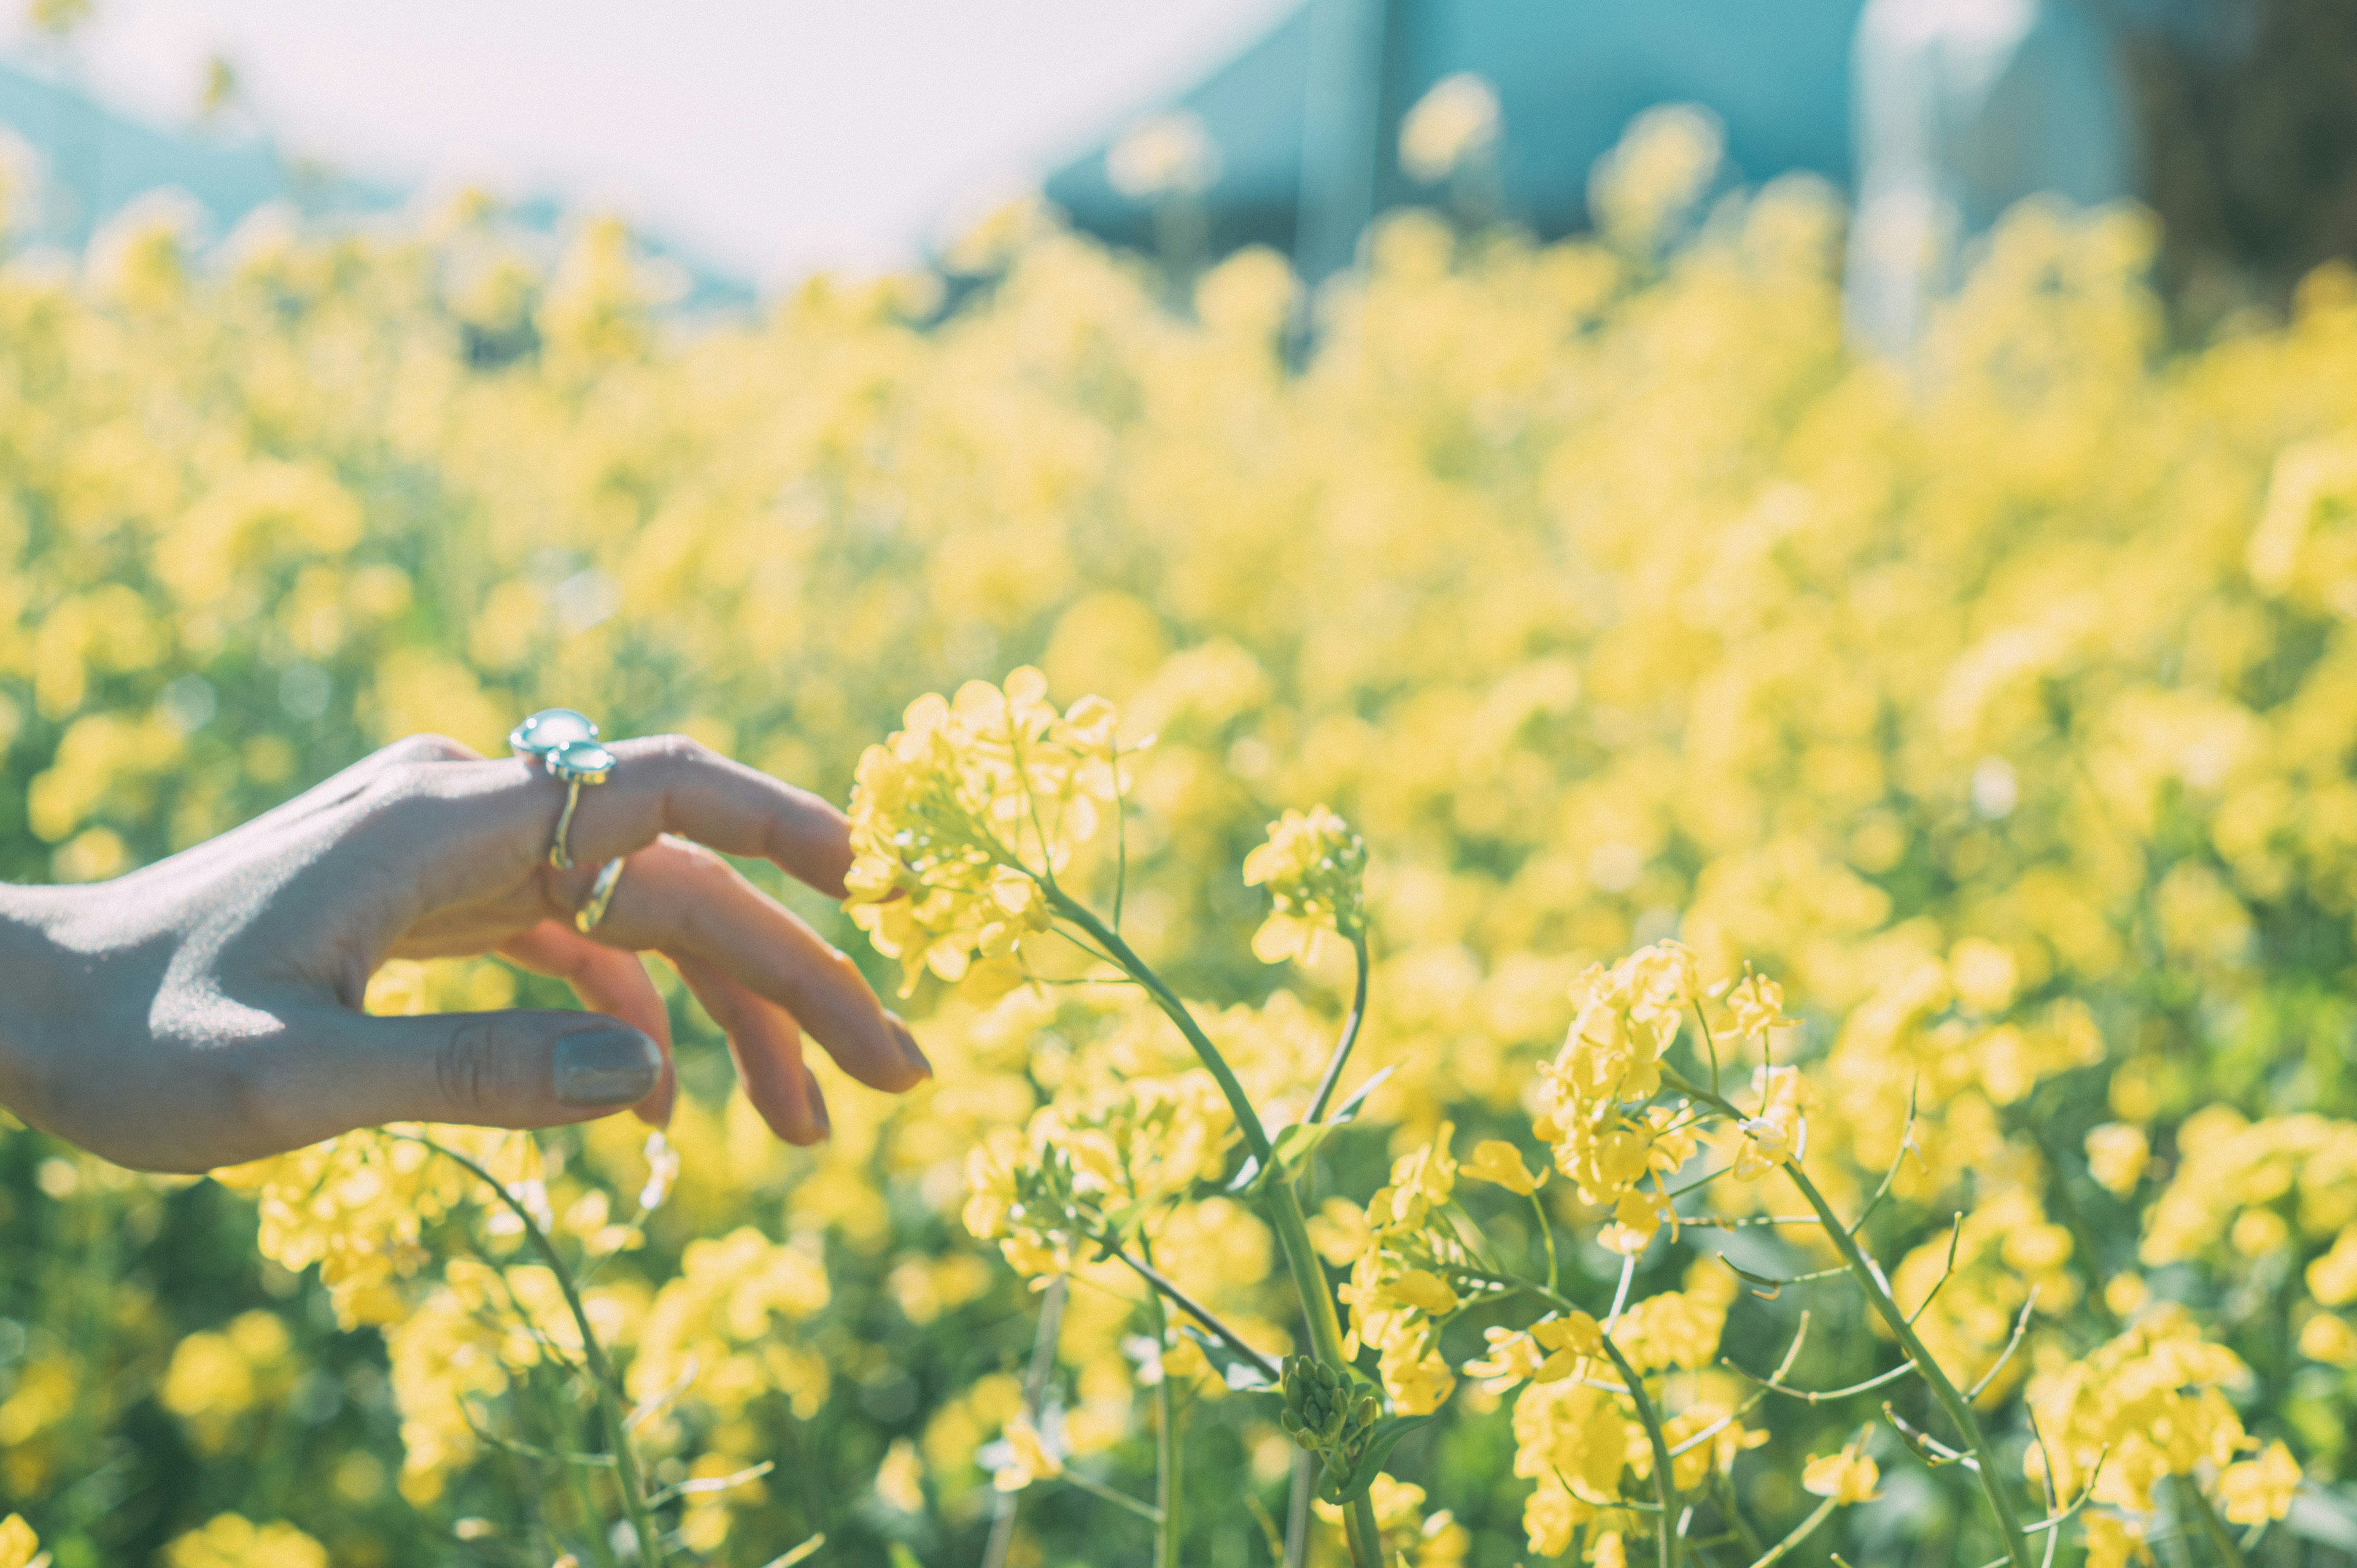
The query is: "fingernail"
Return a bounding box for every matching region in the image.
[806,1068,833,1138]
[890,1016,932,1079]
[554,1025,662,1107]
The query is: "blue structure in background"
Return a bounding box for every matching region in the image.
[1046,0,1871,277]
[0,60,750,307]
[0,61,389,249]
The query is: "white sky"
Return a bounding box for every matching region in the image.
[0,0,1290,283]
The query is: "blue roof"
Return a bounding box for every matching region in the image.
[1046,0,1867,265]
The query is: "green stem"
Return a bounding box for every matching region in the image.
[1147,1288,1183,1568]
[408,1136,665,1568]
[1303,929,1371,1124]
[1051,889,1272,1161]
[1714,1470,1765,1561]
[1530,1188,1560,1298]
[1439,1260,1678,1566]
[1745,1497,1839,1568]
[1058,888,1376,1566]
[1266,1178,1385,1567]
[2178,1476,2250,1568]
[1062,1470,1166,1525]
[1118,1248,1282,1382]
[1598,1335,1682,1568]
[1659,1074,2035,1568]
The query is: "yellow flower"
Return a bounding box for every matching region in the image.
[1732,1065,1808,1181]
[1724,970,1794,1038]
[1463,1139,1547,1195]
[0,1516,37,1568]
[1387,1269,1461,1315]
[875,1438,926,1513]
[993,1416,1064,1491]
[2085,1124,2151,1195]
[2217,1442,2301,1526]
[2081,1513,2152,1568]
[843,668,1123,997]
[163,1515,327,1568]
[1801,1442,1881,1505]
[1243,805,1368,964]
[2299,1311,2357,1367]
[2309,1227,2357,1307]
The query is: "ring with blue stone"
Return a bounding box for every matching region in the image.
[509,708,617,871]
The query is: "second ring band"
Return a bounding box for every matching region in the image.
[575,856,627,934]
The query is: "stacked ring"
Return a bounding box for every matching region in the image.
[574,856,627,934]
[510,708,618,871]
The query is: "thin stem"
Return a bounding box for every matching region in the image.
[1283,1450,1314,1568]
[1051,888,1272,1161]
[983,1278,1068,1568]
[1733,1358,1919,1405]
[1598,1334,1682,1568]
[1530,1188,1560,1298]
[1117,1248,1282,1383]
[2178,1477,2250,1568]
[1660,1073,2035,1568]
[1606,1253,1638,1332]
[1967,1290,2039,1400]
[1061,1469,1167,1524]
[1847,1079,1922,1240]
[1303,929,1371,1124]
[1745,1497,1839,1568]
[406,1136,664,1568]
[1714,1469,1765,1561]
[1147,1285,1183,1568]
[1061,884,1375,1565]
[1112,741,1130,930]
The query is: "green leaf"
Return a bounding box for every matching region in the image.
[1180,1324,1277,1391]
[1229,1118,1339,1195]
[1326,1064,1396,1127]
[1326,1414,1436,1503]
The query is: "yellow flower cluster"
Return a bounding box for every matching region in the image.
[1243,804,1368,964]
[1339,1127,1462,1414]
[161,1515,327,1568]
[629,1227,833,1429]
[2141,1108,2357,1269]
[1535,943,1702,1254]
[845,668,1122,999]
[159,1310,296,1456]
[964,1059,1236,1278]
[0,1515,36,1568]
[211,1128,517,1329]
[2026,1307,2257,1511]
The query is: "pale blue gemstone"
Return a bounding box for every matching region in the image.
[549,738,616,782]
[510,707,600,760]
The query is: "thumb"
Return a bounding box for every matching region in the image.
[307,1008,664,1132]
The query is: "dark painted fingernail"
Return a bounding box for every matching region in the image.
[807,1068,833,1138]
[554,1025,661,1107]
[890,1016,933,1079]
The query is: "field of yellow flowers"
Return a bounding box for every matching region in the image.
[7,115,2357,1568]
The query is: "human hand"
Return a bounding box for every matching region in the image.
[0,732,928,1172]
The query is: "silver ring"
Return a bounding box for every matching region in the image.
[575,856,627,934]
[510,708,617,870]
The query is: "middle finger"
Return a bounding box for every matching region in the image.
[587,836,930,1096]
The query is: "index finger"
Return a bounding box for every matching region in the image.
[560,735,854,898]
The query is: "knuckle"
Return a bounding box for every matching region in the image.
[646,733,714,771]
[433,1016,513,1118]
[379,733,474,766]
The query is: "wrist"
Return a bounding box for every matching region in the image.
[0,882,83,1128]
